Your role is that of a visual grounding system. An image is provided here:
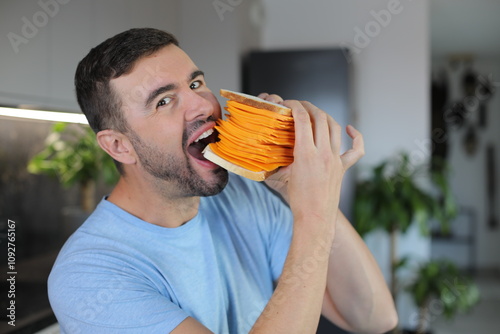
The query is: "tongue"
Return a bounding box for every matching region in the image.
[188,141,208,160]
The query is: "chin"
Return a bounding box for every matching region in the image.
[201,167,229,197]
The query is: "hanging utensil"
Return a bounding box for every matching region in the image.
[486,143,498,229]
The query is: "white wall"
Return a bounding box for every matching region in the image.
[261,0,430,167]
[177,0,261,107]
[0,0,179,111]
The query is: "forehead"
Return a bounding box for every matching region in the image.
[110,44,197,105]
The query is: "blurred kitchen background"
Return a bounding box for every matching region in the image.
[0,0,499,333]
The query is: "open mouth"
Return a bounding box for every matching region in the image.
[187,128,219,161]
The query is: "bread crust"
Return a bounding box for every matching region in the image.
[202,145,277,182]
[220,89,292,116]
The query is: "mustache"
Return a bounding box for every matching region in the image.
[183,115,218,146]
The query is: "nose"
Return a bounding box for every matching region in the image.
[184,89,215,122]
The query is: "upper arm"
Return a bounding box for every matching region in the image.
[171,317,213,334]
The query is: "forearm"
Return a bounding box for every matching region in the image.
[256,96,375,332]
[325,211,397,333]
[250,217,336,334]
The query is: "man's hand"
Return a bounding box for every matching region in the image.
[259,94,364,211]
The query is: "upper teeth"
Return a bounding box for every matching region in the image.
[194,128,214,142]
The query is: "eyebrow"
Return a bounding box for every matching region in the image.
[144,69,205,109]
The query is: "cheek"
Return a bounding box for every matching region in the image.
[137,121,185,153]
[161,126,186,150]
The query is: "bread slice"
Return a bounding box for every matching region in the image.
[203,145,278,182]
[202,89,292,181]
[220,89,292,116]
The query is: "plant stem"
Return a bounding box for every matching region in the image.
[390,225,398,299]
[390,225,400,334]
[417,298,430,334]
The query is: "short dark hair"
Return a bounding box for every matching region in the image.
[75,28,179,173]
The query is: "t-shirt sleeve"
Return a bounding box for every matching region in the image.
[48,251,189,334]
[264,189,293,282]
[237,178,293,283]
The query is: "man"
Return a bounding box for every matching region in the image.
[48,28,397,333]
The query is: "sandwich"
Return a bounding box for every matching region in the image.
[202,89,295,181]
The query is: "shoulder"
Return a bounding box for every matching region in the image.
[48,201,188,332]
[49,199,157,286]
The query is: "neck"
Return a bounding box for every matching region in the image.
[107,175,201,228]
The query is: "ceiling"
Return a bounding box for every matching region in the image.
[430,0,500,58]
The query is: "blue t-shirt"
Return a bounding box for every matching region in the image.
[48,174,293,334]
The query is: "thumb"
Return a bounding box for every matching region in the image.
[341,125,365,170]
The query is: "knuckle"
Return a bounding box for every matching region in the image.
[294,109,310,124]
[284,100,302,111]
[316,111,328,123]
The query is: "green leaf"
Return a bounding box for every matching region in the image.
[395,256,409,271]
[52,122,68,133]
[406,260,480,320]
[353,151,458,239]
[27,123,119,188]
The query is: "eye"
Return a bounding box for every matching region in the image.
[157,96,172,108]
[190,80,202,90]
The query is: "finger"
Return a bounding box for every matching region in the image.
[301,101,332,152]
[283,100,314,152]
[266,94,284,105]
[341,125,365,169]
[346,125,364,153]
[326,112,342,155]
[258,92,284,104]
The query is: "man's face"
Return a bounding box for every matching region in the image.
[111,44,228,197]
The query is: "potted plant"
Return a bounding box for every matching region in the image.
[354,153,458,299]
[406,259,480,334]
[27,122,119,213]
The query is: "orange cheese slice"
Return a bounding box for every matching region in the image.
[208,99,294,172]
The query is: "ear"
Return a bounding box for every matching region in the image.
[96,129,136,165]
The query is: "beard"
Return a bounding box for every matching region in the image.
[127,120,228,197]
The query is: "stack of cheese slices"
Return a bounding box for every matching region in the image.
[202,89,294,181]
